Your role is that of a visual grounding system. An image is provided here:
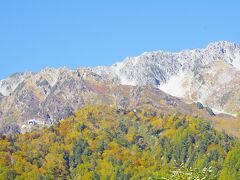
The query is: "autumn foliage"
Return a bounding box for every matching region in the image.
[0,105,239,179]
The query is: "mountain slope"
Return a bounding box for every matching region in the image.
[0,105,238,179]
[0,72,31,96]
[0,41,240,136]
[0,67,224,134]
[94,41,240,115]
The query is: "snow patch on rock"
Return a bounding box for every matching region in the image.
[211,108,237,117]
[231,53,240,70]
[159,71,190,98]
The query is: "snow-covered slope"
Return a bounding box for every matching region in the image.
[159,71,191,98]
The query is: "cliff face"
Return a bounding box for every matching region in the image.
[0,66,217,133]
[0,41,240,135]
[94,41,240,115]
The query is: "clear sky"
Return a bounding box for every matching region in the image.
[0,0,240,79]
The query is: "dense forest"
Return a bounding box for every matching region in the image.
[0,105,239,179]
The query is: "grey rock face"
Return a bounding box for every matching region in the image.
[93,41,240,114]
[0,41,240,134]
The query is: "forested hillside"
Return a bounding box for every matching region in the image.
[0,105,239,179]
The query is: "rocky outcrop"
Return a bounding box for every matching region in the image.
[1,41,240,134]
[94,41,240,114]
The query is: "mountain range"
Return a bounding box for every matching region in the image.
[95,41,240,114]
[0,41,240,136]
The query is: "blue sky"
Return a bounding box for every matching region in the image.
[0,0,240,79]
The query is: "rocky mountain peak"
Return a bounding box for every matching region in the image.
[93,41,240,115]
[0,72,32,96]
[0,41,240,134]
[206,40,238,51]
